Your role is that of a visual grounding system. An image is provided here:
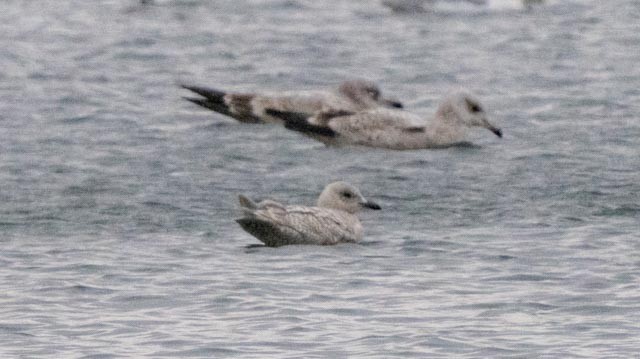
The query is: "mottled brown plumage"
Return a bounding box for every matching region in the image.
[182,79,402,124]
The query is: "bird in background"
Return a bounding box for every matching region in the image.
[181,79,403,124]
[381,0,544,13]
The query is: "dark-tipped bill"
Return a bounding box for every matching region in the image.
[384,99,403,109]
[361,201,382,210]
[491,127,503,138]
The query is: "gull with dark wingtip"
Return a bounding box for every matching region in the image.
[236,181,381,247]
[266,90,502,149]
[182,79,403,124]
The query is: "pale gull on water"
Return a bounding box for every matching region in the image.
[236,182,381,247]
[266,90,502,149]
[182,79,403,124]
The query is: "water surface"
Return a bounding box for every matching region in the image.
[1,0,639,357]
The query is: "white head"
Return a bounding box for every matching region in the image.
[317,181,381,214]
[436,91,502,138]
[338,79,403,110]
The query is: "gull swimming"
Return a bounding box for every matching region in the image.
[182,79,403,124]
[381,0,543,12]
[381,0,433,12]
[236,181,381,247]
[266,91,502,149]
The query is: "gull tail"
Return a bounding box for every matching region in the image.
[182,84,261,123]
[238,194,260,217]
[182,84,230,113]
[238,194,257,209]
[265,109,337,138]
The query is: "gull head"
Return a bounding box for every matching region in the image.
[439,91,502,138]
[317,181,381,214]
[338,79,403,109]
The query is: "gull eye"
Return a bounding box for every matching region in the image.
[341,191,353,199]
[467,102,482,113]
[465,98,482,113]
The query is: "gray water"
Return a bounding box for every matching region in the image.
[1,0,639,357]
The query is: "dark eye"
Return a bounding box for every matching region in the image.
[465,99,482,113]
[367,89,380,99]
[342,191,353,199]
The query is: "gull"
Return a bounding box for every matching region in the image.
[381,0,542,12]
[266,91,502,149]
[181,79,403,124]
[382,0,434,12]
[236,181,381,247]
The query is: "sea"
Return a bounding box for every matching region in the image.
[1,0,639,357]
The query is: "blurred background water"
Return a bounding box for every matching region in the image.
[1,0,639,357]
